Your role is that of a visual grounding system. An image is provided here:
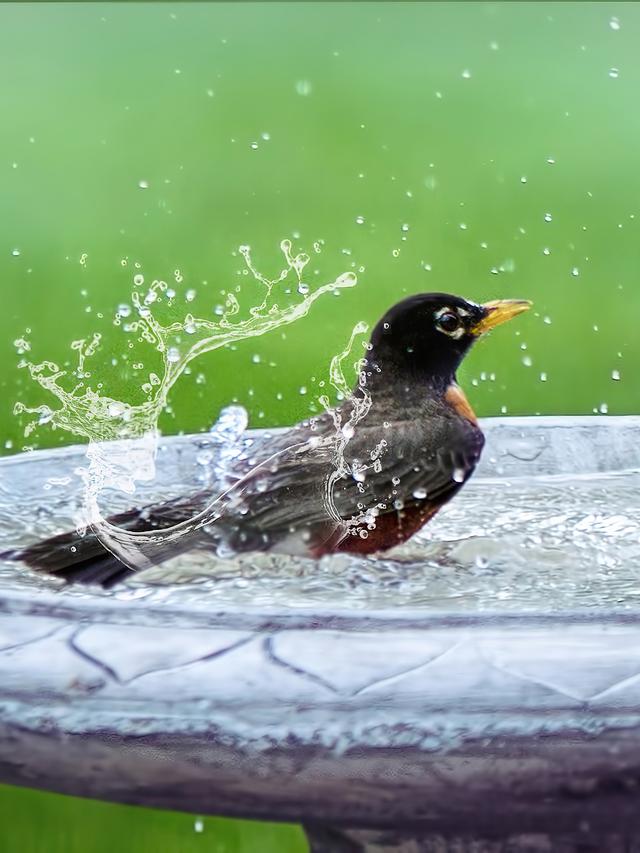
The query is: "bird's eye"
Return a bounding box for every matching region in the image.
[436,311,461,335]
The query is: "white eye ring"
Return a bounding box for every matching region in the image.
[435,307,466,339]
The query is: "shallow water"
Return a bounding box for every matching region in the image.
[1,457,639,612]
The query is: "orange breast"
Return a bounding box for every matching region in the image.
[444,383,478,425]
[313,502,441,556]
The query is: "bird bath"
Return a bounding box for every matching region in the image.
[1,416,640,852]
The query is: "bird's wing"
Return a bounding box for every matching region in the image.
[229,408,484,537]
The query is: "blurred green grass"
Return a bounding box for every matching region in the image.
[0,785,307,853]
[0,1,638,850]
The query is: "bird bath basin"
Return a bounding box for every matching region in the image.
[1,416,640,851]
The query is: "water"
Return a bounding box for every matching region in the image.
[1,439,638,612]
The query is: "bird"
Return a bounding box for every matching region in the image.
[4,293,530,587]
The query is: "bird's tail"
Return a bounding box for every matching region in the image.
[1,491,210,588]
[1,507,147,588]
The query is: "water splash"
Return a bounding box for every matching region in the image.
[16,241,356,446]
[318,321,386,533]
[13,241,358,565]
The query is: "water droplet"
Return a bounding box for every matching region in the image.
[540,372,547,382]
[108,402,126,418]
[459,223,467,230]
[117,303,131,318]
[261,131,271,141]
[133,274,144,286]
[412,488,427,499]
[342,422,355,440]
[295,79,312,96]
[299,385,307,395]
[546,157,556,165]
[251,354,261,364]
[196,450,213,466]
[522,355,533,367]
[571,266,580,277]
[453,468,465,483]
[167,347,181,363]
[610,16,620,30]
[297,282,309,295]
[489,40,499,51]
[186,289,196,302]
[599,402,609,414]
[250,141,259,150]
[138,180,149,189]
[11,248,20,257]
[401,223,410,232]
[194,818,204,834]
[355,215,365,225]
[543,247,551,256]
[544,213,553,222]
[609,67,619,79]
[461,69,472,79]
[392,248,400,257]
[543,315,552,324]
[352,466,367,484]
[520,176,527,184]
[611,369,621,381]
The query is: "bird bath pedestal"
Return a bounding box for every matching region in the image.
[1,417,640,852]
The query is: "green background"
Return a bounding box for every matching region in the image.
[0,1,638,850]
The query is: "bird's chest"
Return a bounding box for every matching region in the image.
[313,500,442,556]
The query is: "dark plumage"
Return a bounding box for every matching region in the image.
[3,293,530,586]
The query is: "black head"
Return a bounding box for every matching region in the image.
[365,292,530,390]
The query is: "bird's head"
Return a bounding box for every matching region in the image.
[367,292,531,389]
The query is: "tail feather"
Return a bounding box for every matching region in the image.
[50,553,134,588]
[2,492,213,588]
[2,508,143,588]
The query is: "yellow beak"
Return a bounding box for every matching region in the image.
[471,299,532,336]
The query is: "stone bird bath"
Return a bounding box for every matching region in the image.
[1,416,640,851]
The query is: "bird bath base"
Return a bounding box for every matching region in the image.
[304,826,640,852]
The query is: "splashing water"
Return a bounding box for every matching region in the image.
[15,240,356,446]
[12,241,360,568]
[318,323,392,534]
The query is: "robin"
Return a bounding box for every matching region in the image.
[5,293,530,587]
